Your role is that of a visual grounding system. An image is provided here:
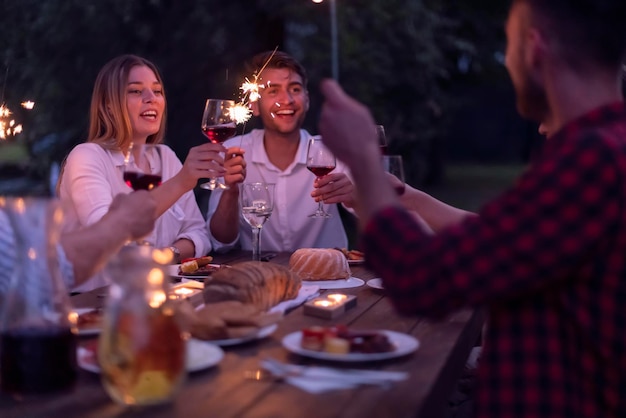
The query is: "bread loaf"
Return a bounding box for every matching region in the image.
[176,300,282,341]
[289,248,351,281]
[203,261,301,310]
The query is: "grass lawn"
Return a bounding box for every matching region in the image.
[423,163,527,212]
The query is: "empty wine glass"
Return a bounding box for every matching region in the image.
[382,155,406,195]
[200,99,237,190]
[240,183,275,261]
[123,144,163,191]
[376,125,388,155]
[306,137,336,218]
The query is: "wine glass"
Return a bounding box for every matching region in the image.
[376,125,388,155]
[240,182,275,261]
[123,144,163,191]
[200,98,237,190]
[306,137,336,218]
[382,155,406,195]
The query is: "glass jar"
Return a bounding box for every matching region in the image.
[98,246,185,406]
[0,197,77,396]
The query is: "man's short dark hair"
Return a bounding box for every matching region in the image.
[516,0,626,69]
[247,50,308,88]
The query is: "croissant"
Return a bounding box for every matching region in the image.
[203,261,302,310]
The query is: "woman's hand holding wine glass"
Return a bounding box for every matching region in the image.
[306,137,336,218]
[200,98,238,190]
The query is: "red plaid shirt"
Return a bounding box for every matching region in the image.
[363,102,626,417]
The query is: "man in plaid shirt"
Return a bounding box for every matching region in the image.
[317,0,626,417]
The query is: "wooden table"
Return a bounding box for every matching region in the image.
[0,251,484,418]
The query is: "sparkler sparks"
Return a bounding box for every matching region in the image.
[229,47,280,126]
[0,101,34,140]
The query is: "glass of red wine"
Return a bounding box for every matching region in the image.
[200,98,237,190]
[382,155,406,195]
[123,144,163,191]
[376,125,388,155]
[306,137,336,218]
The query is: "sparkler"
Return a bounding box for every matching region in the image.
[0,102,34,140]
[0,64,34,140]
[229,47,279,126]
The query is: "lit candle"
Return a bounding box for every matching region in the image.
[314,300,334,308]
[327,294,347,303]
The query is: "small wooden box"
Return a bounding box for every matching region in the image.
[303,293,357,319]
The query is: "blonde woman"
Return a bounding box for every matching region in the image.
[59,55,243,291]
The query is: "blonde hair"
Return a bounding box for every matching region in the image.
[87,54,167,152]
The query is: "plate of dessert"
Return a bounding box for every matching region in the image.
[77,338,224,374]
[282,325,419,362]
[74,307,103,336]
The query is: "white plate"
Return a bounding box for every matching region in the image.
[347,259,365,265]
[208,323,278,347]
[366,278,384,290]
[77,338,224,374]
[168,263,223,279]
[302,276,365,290]
[282,330,419,362]
[74,308,102,336]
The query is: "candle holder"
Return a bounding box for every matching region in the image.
[303,293,357,319]
[169,281,204,305]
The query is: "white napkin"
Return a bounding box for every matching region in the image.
[270,285,320,314]
[260,359,408,394]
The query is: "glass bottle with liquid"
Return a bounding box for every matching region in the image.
[98,246,185,406]
[0,197,77,396]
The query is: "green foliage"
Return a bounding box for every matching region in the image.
[0,0,508,186]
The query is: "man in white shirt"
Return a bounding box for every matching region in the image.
[207,51,355,253]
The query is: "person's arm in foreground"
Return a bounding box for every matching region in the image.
[61,191,157,286]
[318,79,622,319]
[399,181,476,232]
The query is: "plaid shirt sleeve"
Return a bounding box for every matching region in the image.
[362,130,622,319]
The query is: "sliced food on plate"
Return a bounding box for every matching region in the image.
[174,261,303,343]
[177,256,221,276]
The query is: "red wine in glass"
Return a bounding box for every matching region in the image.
[307,165,335,177]
[201,124,237,144]
[0,326,78,395]
[200,99,237,190]
[306,137,336,218]
[123,172,162,191]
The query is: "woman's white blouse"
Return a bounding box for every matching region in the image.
[59,143,210,292]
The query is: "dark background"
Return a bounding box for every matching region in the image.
[0,0,541,196]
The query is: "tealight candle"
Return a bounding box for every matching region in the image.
[327,294,347,303]
[314,300,334,308]
[303,293,357,319]
[169,282,203,304]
